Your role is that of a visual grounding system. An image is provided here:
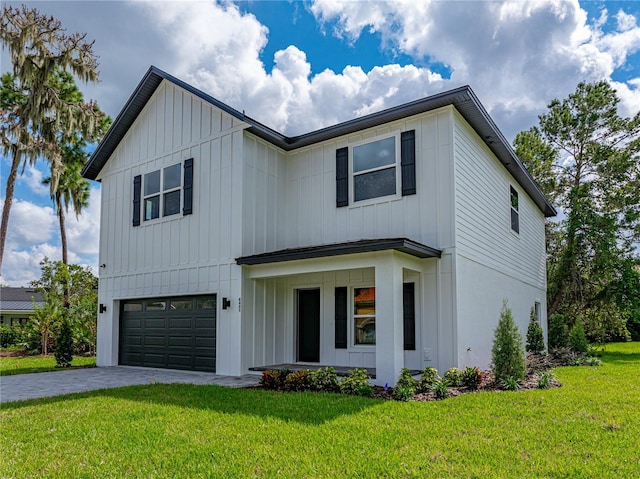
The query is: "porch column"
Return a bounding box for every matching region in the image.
[374,252,404,387]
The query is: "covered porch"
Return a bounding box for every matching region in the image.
[237,238,441,386]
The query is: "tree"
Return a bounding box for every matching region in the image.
[54,318,73,367]
[514,82,640,339]
[0,5,103,274]
[526,307,545,354]
[491,301,526,384]
[30,258,98,355]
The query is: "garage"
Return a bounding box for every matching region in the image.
[119,295,216,372]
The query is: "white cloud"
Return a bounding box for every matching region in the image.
[0,190,100,286]
[17,165,50,197]
[67,186,101,256]
[132,0,639,143]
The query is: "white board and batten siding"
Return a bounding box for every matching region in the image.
[96,80,246,374]
[452,111,548,370]
[239,107,460,374]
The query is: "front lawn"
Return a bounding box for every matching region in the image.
[1,343,639,478]
[0,355,95,376]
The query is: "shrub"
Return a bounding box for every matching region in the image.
[443,368,463,387]
[549,346,581,366]
[417,367,441,393]
[0,324,18,348]
[259,369,289,390]
[285,369,311,392]
[461,367,483,390]
[584,356,602,367]
[569,321,589,354]
[501,376,521,391]
[536,371,557,389]
[548,313,568,349]
[432,379,450,399]
[393,368,418,400]
[309,367,339,392]
[393,384,415,402]
[54,318,74,368]
[339,368,373,397]
[491,301,525,384]
[526,308,545,354]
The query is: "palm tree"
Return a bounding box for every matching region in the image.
[0,5,101,274]
[43,144,91,268]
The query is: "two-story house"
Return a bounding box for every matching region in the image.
[82,66,555,386]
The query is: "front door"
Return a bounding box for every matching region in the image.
[297,289,320,362]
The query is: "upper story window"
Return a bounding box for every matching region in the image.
[510,186,520,234]
[335,130,415,208]
[353,136,398,202]
[132,158,193,227]
[144,164,181,221]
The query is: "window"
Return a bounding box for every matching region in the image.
[143,163,181,221]
[352,136,398,202]
[354,287,376,345]
[510,186,519,234]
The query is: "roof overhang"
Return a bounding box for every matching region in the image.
[82,66,556,217]
[236,238,441,266]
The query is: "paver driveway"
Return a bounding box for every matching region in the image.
[0,366,260,403]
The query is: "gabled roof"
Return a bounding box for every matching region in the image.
[82,66,556,217]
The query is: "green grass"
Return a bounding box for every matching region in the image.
[1,343,639,478]
[0,355,95,376]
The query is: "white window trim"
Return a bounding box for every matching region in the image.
[142,163,182,223]
[509,185,520,236]
[349,132,402,207]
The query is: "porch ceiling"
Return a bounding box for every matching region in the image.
[236,238,441,266]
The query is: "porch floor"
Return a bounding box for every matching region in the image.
[248,364,421,380]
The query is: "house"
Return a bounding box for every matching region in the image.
[0,287,44,327]
[82,66,555,386]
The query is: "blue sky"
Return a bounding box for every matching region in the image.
[1,0,640,286]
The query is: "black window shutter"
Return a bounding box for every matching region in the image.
[401,130,416,196]
[403,283,416,350]
[336,147,349,207]
[132,175,141,227]
[335,287,348,349]
[183,158,193,216]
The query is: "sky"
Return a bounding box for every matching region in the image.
[1,0,640,286]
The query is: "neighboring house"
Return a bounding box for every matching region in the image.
[82,66,555,386]
[0,287,44,327]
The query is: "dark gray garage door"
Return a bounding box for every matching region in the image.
[120,295,216,372]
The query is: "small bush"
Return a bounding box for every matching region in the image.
[0,324,18,348]
[54,318,74,368]
[549,346,580,366]
[339,368,373,397]
[461,367,483,390]
[443,368,463,387]
[259,369,289,390]
[526,308,545,354]
[432,379,450,399]
[536,371,557,389]
[491,301,525,384]
[548,313,568,349]
[501,376,521,391]
[584,356,602,367]
[285,369,311,392]
[569,321,589,354]
[393,368,418,400]
[417,367,441,393]
[309,367,339,392]
[393,384,415,402]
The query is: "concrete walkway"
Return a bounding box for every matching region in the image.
[0,366,260,404]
